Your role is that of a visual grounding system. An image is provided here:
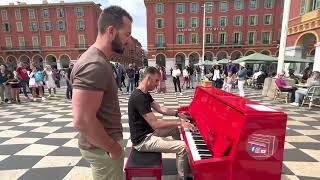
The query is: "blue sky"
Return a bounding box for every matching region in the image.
[1,0,148,48]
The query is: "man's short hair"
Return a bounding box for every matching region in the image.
[98,6,133,34]
[144,66,160,77]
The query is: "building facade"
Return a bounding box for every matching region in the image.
[112,37,144,66]
[286,0,320,71]
[0,1,101,71]
[145,0,284,73]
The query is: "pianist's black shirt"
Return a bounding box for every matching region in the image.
[128,89,155,146]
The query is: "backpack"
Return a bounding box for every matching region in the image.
[34,71,43,82]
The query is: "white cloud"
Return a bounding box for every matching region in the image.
[1,0,148,48]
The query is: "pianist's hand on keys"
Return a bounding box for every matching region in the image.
[178,113,192,121]
[181,121,197,132]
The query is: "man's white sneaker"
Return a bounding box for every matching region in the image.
[179,93,183,95]
[290,102,299,106]
[41,97,46,101]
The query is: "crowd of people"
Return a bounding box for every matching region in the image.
[0,62,74,104]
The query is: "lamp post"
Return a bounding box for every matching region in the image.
[201,3,212,79]
[202,3,212,63]
[277,0,291,74]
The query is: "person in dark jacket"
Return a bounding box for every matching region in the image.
[126,63,135,94]
[238,62,248,97]
[224,59,238,76]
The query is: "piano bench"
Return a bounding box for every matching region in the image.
[124,148,162,180]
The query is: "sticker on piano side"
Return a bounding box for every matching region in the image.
[247,134,278,160]
[246,104,277,112]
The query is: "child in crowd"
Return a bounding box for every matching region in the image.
[224,72,235,93]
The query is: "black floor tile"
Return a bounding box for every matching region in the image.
[47,146,81,156]
[54,127,76,133]
[287,125,317,130]
[0,155,43,170]
[283,149,318,162]
[281,163,295,175]
[35,138,70,146]
[0,144,30,155]
[76,158,90,167]
[18,166,73,180]
[297,176,320,180]
[10,126,38,132]
[162,158,177,175]
[44,122,70,127]
[17,132,49,138]
[290,142,320,150]
[285,129,303,136]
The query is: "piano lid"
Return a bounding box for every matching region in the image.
[195,86,282,115]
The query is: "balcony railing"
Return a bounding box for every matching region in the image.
[205,41,245,47]
[74,44,89,49]
[1,46,41,51]
[155,43,166,48]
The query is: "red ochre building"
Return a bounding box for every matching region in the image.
[0,1,101,70]
[286,0,320,72]
[0,1,143,71]
[145,0,284,73]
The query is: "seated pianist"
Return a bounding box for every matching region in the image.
[128,66,195,180]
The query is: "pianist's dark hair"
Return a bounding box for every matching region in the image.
[143,66,160,77]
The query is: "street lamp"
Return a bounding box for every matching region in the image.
[277,0,291,74]
[202,3,212,63]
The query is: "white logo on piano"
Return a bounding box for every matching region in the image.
[247,134,277,160]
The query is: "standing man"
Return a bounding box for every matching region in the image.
[115,62,123,91]
[224,59,238,76]
[65,63,73,100]
[133,63,140,87]
[16,62,31,99]
[71,6,132,180]
[238,62,248,97]
[187,65,194,89]
[126,63,135,94]
[128,66,195,180]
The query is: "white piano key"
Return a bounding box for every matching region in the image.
[184,128,201,161]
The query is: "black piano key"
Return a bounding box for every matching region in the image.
[191,130,200,134]
[196,145,209,149]
[192,136,203,140]
[200,156,212,159]
[194,140,206,145]
[199,151,212,155]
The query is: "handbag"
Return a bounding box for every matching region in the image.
[29,78,36,86]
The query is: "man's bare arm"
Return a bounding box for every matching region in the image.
[151,101,177,116]
[143,112,195,130]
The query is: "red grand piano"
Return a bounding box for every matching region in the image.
[178,86,287,180]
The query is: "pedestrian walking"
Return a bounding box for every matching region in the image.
[126,64,135,94]
[0,64,12,103]
[65,63,73,99]
[43,65,57,98]
[238,62,248,97]
[172,64,182,95]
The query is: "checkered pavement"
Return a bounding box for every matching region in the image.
[0,82,319,180]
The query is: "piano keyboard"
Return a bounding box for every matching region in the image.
[184,128,213,161]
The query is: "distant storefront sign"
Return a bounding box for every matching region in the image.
[178,27,225,32]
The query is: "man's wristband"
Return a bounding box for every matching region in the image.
[175,111,179,117]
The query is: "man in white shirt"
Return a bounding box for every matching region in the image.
[172,64,182,95]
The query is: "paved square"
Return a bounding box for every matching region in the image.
[0,82,319,180]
